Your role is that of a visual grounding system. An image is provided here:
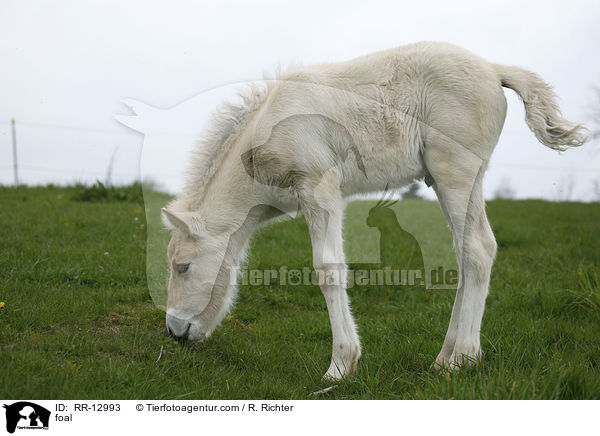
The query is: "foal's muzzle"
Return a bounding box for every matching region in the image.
[165,314,192,340]
[165,314,205,342]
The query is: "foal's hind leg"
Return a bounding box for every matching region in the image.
[424,139,497,370]
[444,175,497,369]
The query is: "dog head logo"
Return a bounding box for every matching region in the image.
[3,402,50,433]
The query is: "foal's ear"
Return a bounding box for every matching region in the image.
[161,208,204,237]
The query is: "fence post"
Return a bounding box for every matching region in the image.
[11,118,18,186]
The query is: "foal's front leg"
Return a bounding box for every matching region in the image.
[300,180,361,380]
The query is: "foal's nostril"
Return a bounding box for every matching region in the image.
[165,315,192,340]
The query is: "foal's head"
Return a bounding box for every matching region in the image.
[161,207,236,342]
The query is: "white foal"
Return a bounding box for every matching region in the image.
[160,41,587,379]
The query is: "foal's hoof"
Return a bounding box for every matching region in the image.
[430,359,448,373]
[431,350,481,373]
[323,359,358,381]
[322,372,343,382]
[323,366,347,381]
[431,350,454,373]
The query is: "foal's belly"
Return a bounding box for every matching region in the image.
[340,139,426,196]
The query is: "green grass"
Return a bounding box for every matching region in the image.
[0,184,599,399]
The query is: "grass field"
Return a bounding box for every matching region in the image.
[1,184,599,399]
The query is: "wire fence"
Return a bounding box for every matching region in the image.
[1,119,149,188]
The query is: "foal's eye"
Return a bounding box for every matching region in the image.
[175,263,190,274]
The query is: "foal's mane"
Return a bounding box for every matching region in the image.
[179,82,270,208]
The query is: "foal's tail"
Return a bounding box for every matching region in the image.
[494,64,589,151]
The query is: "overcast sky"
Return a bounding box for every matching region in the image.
[1,0,599,200]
